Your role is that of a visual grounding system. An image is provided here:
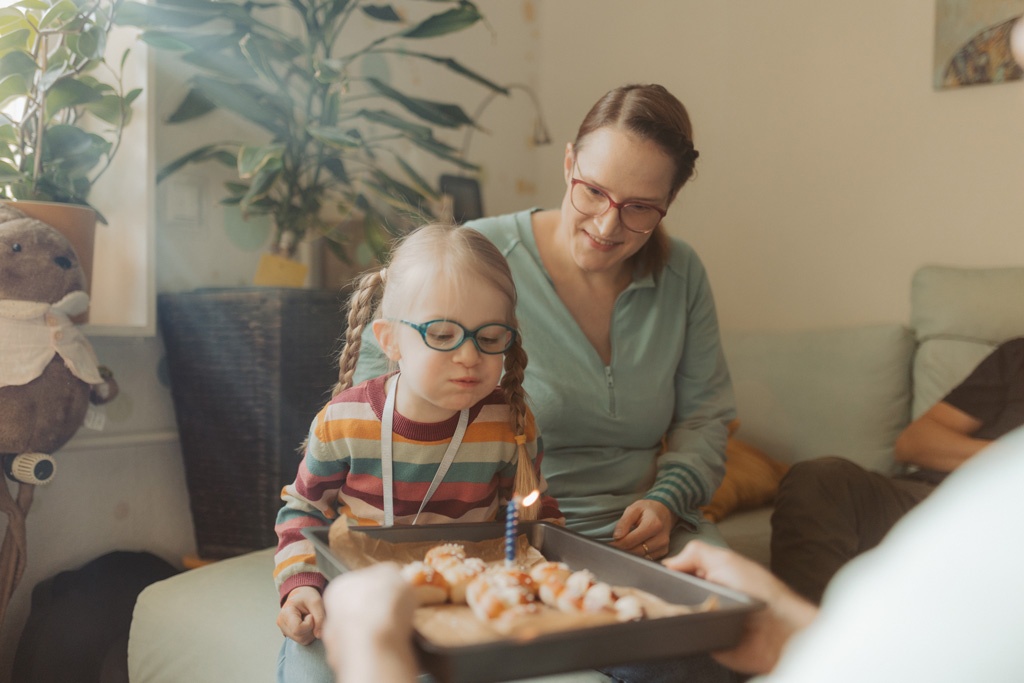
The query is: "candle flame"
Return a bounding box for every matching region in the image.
[522,489,540,507]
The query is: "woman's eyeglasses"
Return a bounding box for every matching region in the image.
[569,161,667,234]
[398,319,517,354]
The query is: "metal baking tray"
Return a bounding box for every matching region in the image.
[304,522,762,683]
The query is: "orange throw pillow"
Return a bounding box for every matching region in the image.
[701,437,790,523]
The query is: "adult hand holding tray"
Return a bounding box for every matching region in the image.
[304,522,762,683]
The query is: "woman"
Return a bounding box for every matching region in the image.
[356,83,736,562]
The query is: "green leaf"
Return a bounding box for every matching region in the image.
[0,28,30,53]
[84,93,132,126]
[0,51,38,82]
[402,4,482,39]
[138,30,194,51]
[157,143,240,183]
[166,87,216,123]
[115,1,231,29]
[71,24,104,61]
[237,143,284,179]
[0,10,30,34]
[0,74,29,111]
[366,77,473,128]
[405,133,478,171]
[307,125,363,149]
[240,164,281,209]
[396,50,509,95]
[321,156,349,185]
[39,1,80,31]
[41,124,103,165]
[45,78,103,117]
[0,158,23,180]
[189,76,284,134]
[352,108,432,139]
[362,5,401,22]
[394,155,439,200]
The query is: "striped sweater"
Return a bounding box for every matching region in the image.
[273,373,561,601]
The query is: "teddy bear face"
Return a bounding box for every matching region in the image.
[0,215,86,304]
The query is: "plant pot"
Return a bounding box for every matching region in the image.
[158,287,347,559]
[1,200,96,323]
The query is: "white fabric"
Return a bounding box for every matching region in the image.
[756,426,1024,683]
[0,290,102,387]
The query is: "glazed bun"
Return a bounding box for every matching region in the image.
[400,561,450,605]
[466,567,537,622]
[436,556,487,604]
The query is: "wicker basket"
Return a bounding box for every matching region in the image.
[158,288,346,559]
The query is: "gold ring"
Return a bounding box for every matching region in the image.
[641,542,650,557]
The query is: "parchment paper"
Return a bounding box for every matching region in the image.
[328,522,717,646]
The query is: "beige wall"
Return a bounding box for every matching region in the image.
[527,1,1024,331]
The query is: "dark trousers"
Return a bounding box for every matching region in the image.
[769,457,937,604]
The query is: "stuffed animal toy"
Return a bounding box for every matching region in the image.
[0,204,118,625]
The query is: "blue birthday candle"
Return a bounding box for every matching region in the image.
[505,495,519,565]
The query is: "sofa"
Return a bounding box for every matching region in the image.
[128,265,1024,683]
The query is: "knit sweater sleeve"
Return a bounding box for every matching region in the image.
[644,248,735,529]
[272,403,351,602]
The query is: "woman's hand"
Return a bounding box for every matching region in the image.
[277,585,325,645]
[610,499,676,560]
[665,540,818,675]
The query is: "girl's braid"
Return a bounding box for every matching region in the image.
[333,268,385,397]
[500,333,540,520]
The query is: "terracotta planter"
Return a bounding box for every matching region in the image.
[1,200,97,322]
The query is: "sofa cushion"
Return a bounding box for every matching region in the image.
[701,435,789,523]
[910,266,1024,417]
[128,547,281,683]
[721,324,915,474]
[714,508,773,567]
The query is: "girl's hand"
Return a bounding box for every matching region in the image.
[610,499,676,560]
[277,585,325,644]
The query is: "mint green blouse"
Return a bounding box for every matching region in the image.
[354,209,735,542]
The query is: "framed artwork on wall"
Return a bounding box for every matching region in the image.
[934,0,1024,88]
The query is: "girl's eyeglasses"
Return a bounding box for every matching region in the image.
[398,319,517,354]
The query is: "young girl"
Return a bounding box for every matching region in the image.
[273,223,561,677]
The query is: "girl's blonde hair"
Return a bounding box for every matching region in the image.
[334,223,541,519]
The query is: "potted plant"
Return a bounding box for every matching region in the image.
[0,0,141,297]
[115,0,513,558]
[118,0,506,281]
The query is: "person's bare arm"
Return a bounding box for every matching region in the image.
[665,540,817,675]
[893,401,989,473]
